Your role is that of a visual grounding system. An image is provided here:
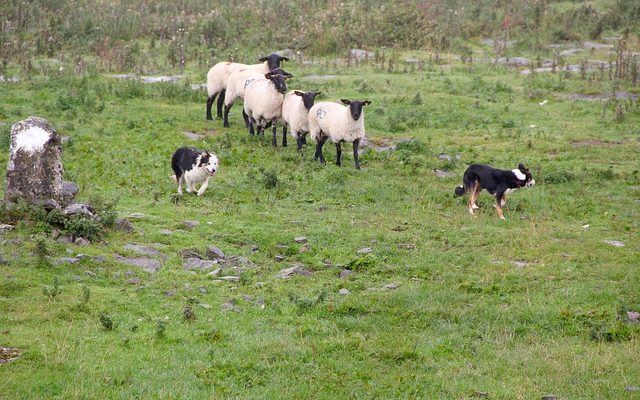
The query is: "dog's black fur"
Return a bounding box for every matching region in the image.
[171,147,212,179]
[454,163,535,219]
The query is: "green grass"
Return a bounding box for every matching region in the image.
[1,56,639,399]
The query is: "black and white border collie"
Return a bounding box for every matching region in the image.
[454,163,535,220]
[171,147,219,196]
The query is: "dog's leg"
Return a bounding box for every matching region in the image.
[176,175,183,195]
[495,190,506,220]
[468,182,480,215]
[197,177,210,196]
[185,176,193,193]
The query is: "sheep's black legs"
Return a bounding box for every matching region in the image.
[282,126,287,147]
[242,110,250,127]
[206,94,216,120]
[248,121,255,136]
[223,104,231,127]
[296,135,303,151]
[301,135,307,145]
[353,139,361,170]
[216,90,225,119]
[335,142,342,166]
[314,136,328,164]
[271,123,278,147]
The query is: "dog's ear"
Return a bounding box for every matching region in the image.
[518,163,527,172]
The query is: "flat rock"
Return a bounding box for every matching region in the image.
[56,257,81,264]
[183,131,205,141]
[627,311,639,323]
[179,249,203,259]
[274,255,285,262]
[625,386,640,392]
[349,48,375,61]
[0,224,14,232]
[127,278,142,285]
[182,220,199,229]
[541,396,557,400]
[207,268,222,277]
[124,244,167,259]
[384,283,399,290]
[159,229,173,235]
[299,243,311,253]
[357,247,372,254]
[434,169,456,178]
[225,256,256,269]
[512,259,536,268]
[220,276,240,282]
[602,240,624,247]
[339,269,353,278]
[182,258,217,272]
[128,212,146,219]
[114,255,162,273]
[277,265,312,279]
[221,303,240,312]
[74,237,90,246]
[114,218,134,233]
[198,303,212,309]
[338,288,350,295]
[63,203,94,217]
[294,236,307,243]
[206,245,225,260]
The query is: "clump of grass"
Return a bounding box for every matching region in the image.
[42,276,61,299]
[99,313,114,330]
[155,320,166,338]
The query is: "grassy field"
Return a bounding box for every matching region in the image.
[1,54,639,399]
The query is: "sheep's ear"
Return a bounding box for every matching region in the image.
[314,91,322,97]
[284,72,294,79]
[363,100,371,106]
[258,56,268,62]
[341,99,351,105]
[294,90,304,96]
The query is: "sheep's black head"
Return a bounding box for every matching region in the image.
[341,99,371,120]
[294,91,322,110]
[265,69,293,94]
[258,53,289,71]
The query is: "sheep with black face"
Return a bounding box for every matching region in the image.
[281,90,322,150]
[243,70,293,147]
[205,53,288,121]
[308,99,371,169]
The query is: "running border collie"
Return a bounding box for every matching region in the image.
[171,147,219,196]
[454,163,535,220]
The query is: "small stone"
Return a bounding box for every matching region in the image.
[541,396,557,400]
[128,213,146,219]
[56,257,81,264]
[339,269,353,278]
[127,278,142,285]
[184,131,204,140]
[276,265,312,279]
[198,286,207,294]
[164,291,176,297]
[114,218,134,233]
[198,303,212,309]
[338,288,350,295]
[124,270,135,276]
[63,203,94,217]
[294,236,307,243]
[0,224,15,232]
[221,303,240,312]
[625,386,640,392]
[474,391,488,398]
[207,268,222,277]
[299,243,311,253]
[114,255,162,273]
[275,243,288,249]
[274,255,285,262]
[249,244,259,252]
[242,295,254,302]
[159,229,173,235]
[85,271,97,277]
[220,276,240,282]
[602,240,624,247]
[438,153,453,161]
[627,311,640,323]
[357,247,372,254]
[434,169,456,178]
[179,249,203,259]
[74,237,90,246]
[512,260,532,268]
[225,256,256,269]
[57,236,72,244]
[0,347,22,364]
[206,245,225,260]
[383,283,399,290]
[182,258,217,272]
[124,244,166,259]
[93,255,106,263]
[182,220,199,229]
[398,243,416,250]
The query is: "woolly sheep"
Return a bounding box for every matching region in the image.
[243,70,293,147]
[281,90,321,150]
[223,67,290,128]
[205,53,288,120]
[308,99,371,169]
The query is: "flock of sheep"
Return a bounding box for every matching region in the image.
[205,53,370,169]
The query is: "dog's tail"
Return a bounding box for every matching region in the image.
[454,170,476,196]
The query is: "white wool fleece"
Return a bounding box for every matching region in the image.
[282,91,311,137]
[243,79,285,124]
[206,61,269,97]
[308,101,366,143]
